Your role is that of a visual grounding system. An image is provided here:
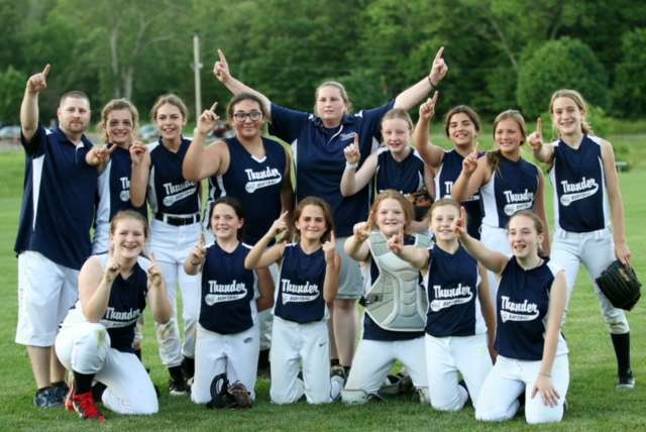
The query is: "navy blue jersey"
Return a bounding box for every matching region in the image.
[549,135,609,232]
[14,126,97,269]
[208,137,286,244]
[495,257,562,361]
[99,255,148,353]
[95,145,147,224]
[437,150,483,239]
[374,148,425,197]
[274,243,327,324]
[199,242,256,334]
[269,101,394,237]
[481,156,540,228]
[147,138,200,216]
[425,244,485,337]
[362,235,425,341]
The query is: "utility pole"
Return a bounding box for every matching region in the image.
[193,34,203,117]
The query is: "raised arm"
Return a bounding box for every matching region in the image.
[394,47,447,110]
[412,92,445,168]
[601,139,631,265]
[214,49,272,119]
[183,105,228,182]
[244,211,289,269]
[344,222,371,262]
[457,208,508,274]
[184,234,207,275]
[79,255,119,323]
[129,141,151,208]
[451,150,489,202]
[322,232,341,303]
[340,135,378,197]
[388,232,430,270]
[21,64,51,141]
[531,270,567,407]
[528,117,555,165]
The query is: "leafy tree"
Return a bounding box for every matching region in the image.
[0,67,27,123]
[611,28,646,118]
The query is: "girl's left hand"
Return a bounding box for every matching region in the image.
[531,374,560,407]
[615,241,632,266]
[428,46,448,86]
[322,231,336,262]
[455,206,468,238]
[387,231,404,255]
[419,92,439,120]
[148,253,163,289]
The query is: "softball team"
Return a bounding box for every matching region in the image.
[14,49,637,426]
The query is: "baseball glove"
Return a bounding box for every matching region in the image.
[595,260,642,311]
[206,373,253,409]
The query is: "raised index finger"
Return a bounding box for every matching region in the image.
[434,46,445,62]
[209,101,218,112]
[536,117,543,136]
[42,64,51,78]
[218,49,227,65]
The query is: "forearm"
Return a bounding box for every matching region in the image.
[344,235,369,261]
[20,88,39,140]
[533,144,555,164]
[340,165,359,196]
[183,257,203,275]
[149,282,172,324]
[220,76,272,118]
[244,233,274,269]
[460,234,506,273]
[182,132,208,181]
[82,276,114,322]
[394,77,434,111]
[610,191,628,244]
[396,246,428,269]
[412,117,443,167]
[130,162,149,207]
[451,172,470,202]
[323,254,341,302]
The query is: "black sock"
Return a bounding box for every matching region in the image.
[258,349,270,369]
[74,371,95,394]
[169,365,184,383]
[92,382,107,401]
[51,381,67,389]
[181,356,195,380]
[331,358,340,368]
[343,366,351,377]
[611,332,632,377]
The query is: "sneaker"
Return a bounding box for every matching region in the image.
[617,370,636,390]
[51,382,69,404]
[169,377,190,396]
[34,387,64,408]
[72,391,106,422]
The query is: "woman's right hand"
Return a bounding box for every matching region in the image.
[196,104,219,136]
[270,211,289,237]
[528,117,544,152]
[188,233,207,266]
[105,247,121,282]
[461,150,478,176]
[213,49,232,83]
[343,135,361,164]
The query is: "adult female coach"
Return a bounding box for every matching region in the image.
[529,89,634,389]
[55,210,172,421]
[213,48,448,371]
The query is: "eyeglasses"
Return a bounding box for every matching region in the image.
[233,111,263,122]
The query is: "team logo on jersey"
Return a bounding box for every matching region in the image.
[442,181,479,201]
[499,296,539,322]
[162,181,197,206]
[119,176,131,202]
[244,167,282,193]
[103,307,141,327]
[205,279,248,305]
[281,279,320,304]
[503,189,534,215]
[559,177,599,206]
[429,283,473,312]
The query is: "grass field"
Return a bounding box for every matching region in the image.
[0,143,645,431]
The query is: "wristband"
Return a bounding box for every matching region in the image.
[427,75,434,88]
[345,161,358,170]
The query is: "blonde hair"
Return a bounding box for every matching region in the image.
[382,108,413,131]
[314,81,352,115]
[100,99,139,144]
[549,89,593,135]
[151,93,188,122]
[487,109,527,172]
[368,190,414,234]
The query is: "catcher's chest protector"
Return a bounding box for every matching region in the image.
[364,232,431,332]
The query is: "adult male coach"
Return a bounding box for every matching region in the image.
[15,64,98,408]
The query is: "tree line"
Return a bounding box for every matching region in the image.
[1,0,645,124]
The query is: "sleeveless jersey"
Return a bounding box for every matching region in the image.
[480,156,540,228]
[425,244,486,337]
[199,242,257,334]
[274,243,327,324]
[496,257,567,361]
[208,137,286,244]
[549,135,610,232]
[374,147,425,197]
[147,138,200,216]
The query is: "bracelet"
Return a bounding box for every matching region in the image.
[427,75,434,88]
[345,161,358,170]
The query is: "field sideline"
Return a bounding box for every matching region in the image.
[0,149,644,431]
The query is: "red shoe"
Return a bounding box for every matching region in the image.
[72,391,106,423]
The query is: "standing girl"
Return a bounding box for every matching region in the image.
[458,210,569,424]
[185,197,273,405]
[452,110,549,299]
[340,108,432,232]
[529,89,634,388]
[130,94,201,394]
[55,210,172,421]
[413,95,484,239]
[245,197,342,404]
[341,190,429,404]
[393,198,495,411]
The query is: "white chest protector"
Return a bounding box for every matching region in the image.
[364,232,431,332]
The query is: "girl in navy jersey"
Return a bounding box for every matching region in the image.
[458,210,568,424]
[341,190,430,404]
[529,89,634,389]
[413,95,484,239]
[213,47,447,373]
[394,198,495,411]
[340,108,432,232]
[452,110,549,300]
[130,94,201,395]
[184,197,273,405]
[55,211,172,421]
[245,197,342,404]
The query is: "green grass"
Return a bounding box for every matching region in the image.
[0,149,645,431]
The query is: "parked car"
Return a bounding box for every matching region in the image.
[139,123,159,142]
[0,125,21,143]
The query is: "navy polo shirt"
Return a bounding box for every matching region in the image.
[15,126,97,270]
[269,101,394,237]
